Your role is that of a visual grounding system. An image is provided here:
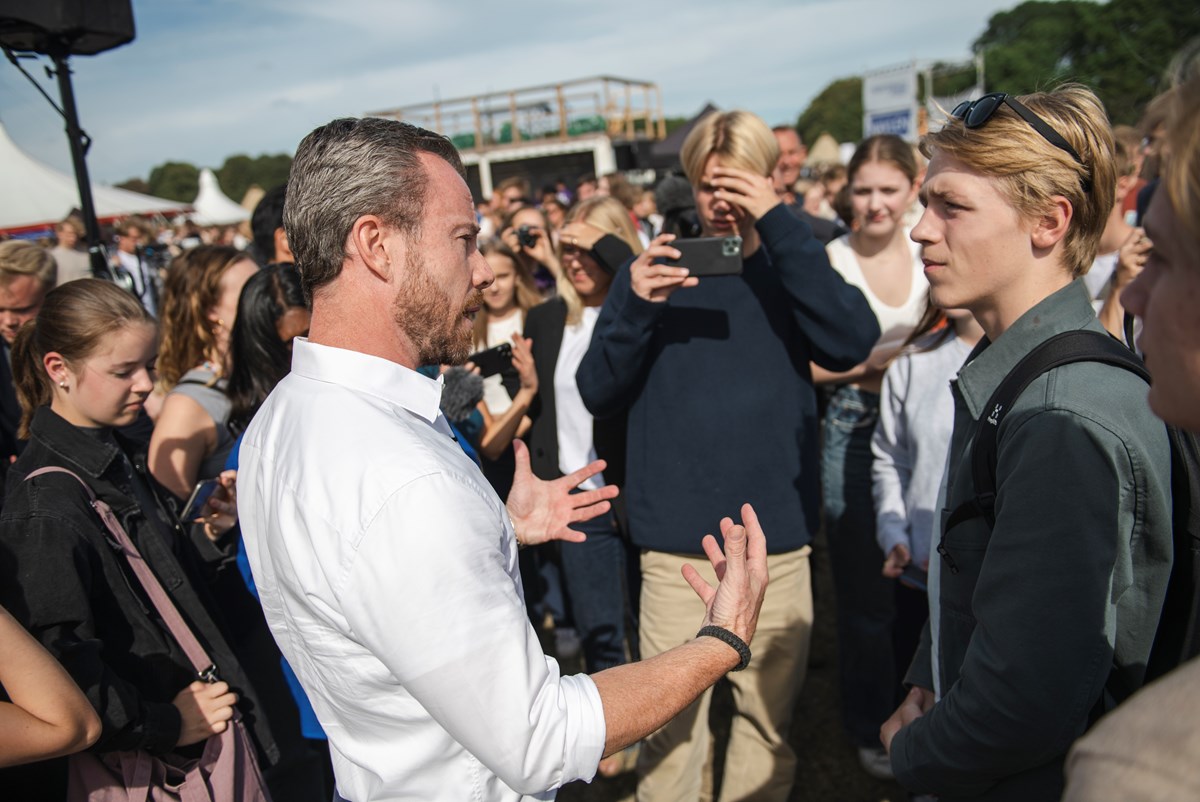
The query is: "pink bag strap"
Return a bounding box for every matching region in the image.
[26,466,219,681]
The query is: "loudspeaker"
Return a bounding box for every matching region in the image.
[0,0,134,56]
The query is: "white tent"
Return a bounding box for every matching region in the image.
[807,132,842,168]
[0,121,187,234]
[190,168,250,226]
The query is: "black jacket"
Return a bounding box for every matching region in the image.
[525,298,627,500]
[0,406,282,776]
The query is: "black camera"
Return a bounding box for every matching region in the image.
[516,224,539,249]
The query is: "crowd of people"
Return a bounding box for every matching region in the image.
[0,38,1198,802]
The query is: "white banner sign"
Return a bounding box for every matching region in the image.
[862,62,919,142]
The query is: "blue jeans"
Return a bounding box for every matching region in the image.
[821,384,898,747]
[559,495,638,671]
[519,541,567,626]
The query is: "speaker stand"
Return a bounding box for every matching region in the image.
[46,46,115,281]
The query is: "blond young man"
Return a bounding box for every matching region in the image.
[880,85,1174,801]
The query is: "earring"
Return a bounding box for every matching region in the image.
[58,380,67,389]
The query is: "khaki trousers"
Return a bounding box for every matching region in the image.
[635,547,813,802]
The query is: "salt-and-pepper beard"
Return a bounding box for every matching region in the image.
[391,251,484,367]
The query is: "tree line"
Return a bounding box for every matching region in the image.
[795,0,1200,147]
[117,152,292,204]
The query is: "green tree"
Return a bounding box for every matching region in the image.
[1072,0,1200,124]
[925,61,980,103]
[116,177,150,195]
[974,0,1200,125]
[146,161,199,203]
[217,153,293,203]
[253,154,292,193]
[796,77,862,147]
[973,1,1098,95]
[216,154,254,203]
[664,116,692,136]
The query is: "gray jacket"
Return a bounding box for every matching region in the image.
[891,280,1173,801]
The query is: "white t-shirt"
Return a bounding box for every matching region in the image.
[554,306,605,490]
[480,312,524,415]
[826,233,928,352]
[1085,251,1119,312]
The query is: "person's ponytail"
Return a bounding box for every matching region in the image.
[11,319,51,440]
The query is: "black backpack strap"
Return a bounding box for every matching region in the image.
[944,330,1148,547]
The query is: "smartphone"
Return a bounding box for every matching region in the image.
[467,343,513,378]
[662,236,744,276]
[900,564,928,593]
[181,477,222,522]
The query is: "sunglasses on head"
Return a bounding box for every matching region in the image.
[951,92,1091,192]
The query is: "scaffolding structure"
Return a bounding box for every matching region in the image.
[368,75,666,153]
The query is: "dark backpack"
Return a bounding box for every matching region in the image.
[942,329,1200,689]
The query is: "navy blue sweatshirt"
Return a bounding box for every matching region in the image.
[577,204,879,554]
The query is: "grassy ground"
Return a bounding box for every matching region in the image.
[556,527,907,802]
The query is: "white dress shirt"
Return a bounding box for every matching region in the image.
[238,338,606,802]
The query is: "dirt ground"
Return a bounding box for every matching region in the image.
[557,527,908,802]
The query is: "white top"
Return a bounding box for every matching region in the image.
[238,338,605,802]
[826,233,927,352]
[482,312,525,415]
[1083,251,1143,349]
[871,331,974,569]
[1084,251,1119,313]
[554,306,604,490]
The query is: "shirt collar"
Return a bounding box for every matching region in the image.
[955,279,1099,418]
[29,405,123,478]
[289,338,445,425]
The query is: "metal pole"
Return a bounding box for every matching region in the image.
[50,48,113,280]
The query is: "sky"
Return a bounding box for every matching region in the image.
[0,0,1023,187]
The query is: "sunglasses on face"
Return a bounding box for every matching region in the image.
[951,93,1091,192]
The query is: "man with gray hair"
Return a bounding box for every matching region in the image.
[237,117,770,802]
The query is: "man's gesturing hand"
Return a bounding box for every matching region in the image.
[683,503,769,646]
[507,439,619,547]
[880,685,934,754]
